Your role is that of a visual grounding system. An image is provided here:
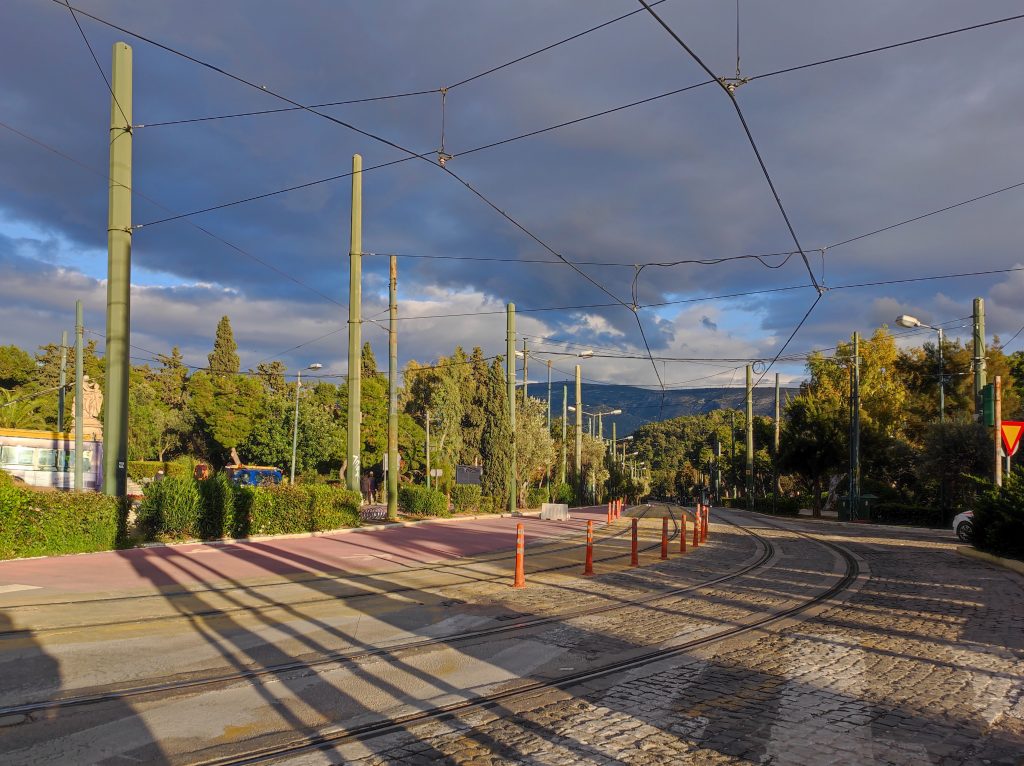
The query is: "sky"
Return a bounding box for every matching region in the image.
[2,0,1024,394]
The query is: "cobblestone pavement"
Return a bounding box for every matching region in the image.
[310,511,1024,766]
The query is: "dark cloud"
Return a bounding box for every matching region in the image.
[3,0,1024,385]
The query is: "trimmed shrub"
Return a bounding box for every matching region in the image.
[0,484,126,560]
[128,461,167,482]
[308,484,361,531]
[399,485,450,517]
[525,487,548,509]
[973,473,1024,560]
[478,495,496,514]
[166,455,198,479]
[451,484,482,513]
[251,484,311,535]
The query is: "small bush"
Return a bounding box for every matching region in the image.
[309,484,361,531]
[723,497,747,510]
[128,461,167,482]
[973,473,1024,560]
[525,487,549,509]
[198,473,235,539]
[137,477,202,539]
[478,495,496,514]
[451,484,482,513]
[0,484,126,560]
[399,485,450,517]
[550,482,574,505]
[166,455,198,479]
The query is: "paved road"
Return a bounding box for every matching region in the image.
[1,507,1021,765]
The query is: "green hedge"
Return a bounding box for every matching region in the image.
[450,484,482,513]
[973,473,1024,560]
[128,461,168,482]
[399,485,450,517]
[550,482,574,505]
[871,502,941,528]
[479,495,496,514]
[138,476,361,540]
[0,479,127,560]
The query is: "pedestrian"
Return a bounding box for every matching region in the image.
[360,472,372,505]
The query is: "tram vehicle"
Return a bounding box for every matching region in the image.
[0,427,103,491]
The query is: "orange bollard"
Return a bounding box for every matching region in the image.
[703,506,709,541]
[584,520,595,576]
[660,516,669,559]
[630,517,639,566]
[680,514,687,553]
[692,509,700,548]
[513,523,526,588]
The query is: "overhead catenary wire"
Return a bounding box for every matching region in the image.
[60,0,129,128]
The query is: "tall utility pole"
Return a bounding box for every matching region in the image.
[995,376,1002,487]
[58,331,67,433]
[745,364,754,502]
[546,359,552,431]
[849,333,861,519]
[773,372,781,498]
[507,303,516,513]
[387,256,398,520]
[560,383,567,484]
[574,364,582,499]
[425,408,432,490]
[74,300,84,492]
[611,421,617,464]
[346,154,363,493]
[522,339,528,402]
[713,436,721,504]
[103,42,132,497]
[290,369,303,484]
[730,411,736,498]
[973,297,986,417]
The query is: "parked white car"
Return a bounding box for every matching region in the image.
[953,510,974,542]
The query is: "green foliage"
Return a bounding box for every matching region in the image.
[137,477,202,539]
[973,472,1024,560]
[399,485,450,517]
[208,315,240,375]
[478,495,496,514]
[779,397,846,515]
[525,486,548,509]
[189,370,263,457]
[450,484,482,513]
[480,359,513,505]
[198,473,236,539]
[166,455,197,478]
[0,345,35,389]
[551,482,574,505]
[0,484,126,559]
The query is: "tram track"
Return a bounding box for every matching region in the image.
[193,509,863,766]
[0,504,772,721]
[0,506,667,638]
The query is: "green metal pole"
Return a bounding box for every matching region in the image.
[546,360,552,432]
[425,408,431,490]
[346,154,362,493]
[522,339,528,403]
[507,303,516,512]
[74,300,84,492]
[58,331,67,434]
[560,384,567,485]
[575,364,582,499]
[774,372,781,502]
[103,42,132,497]
[745,364,754,502]
[387,256,398,520]
[973,297,986,417]
[612,421,617,462]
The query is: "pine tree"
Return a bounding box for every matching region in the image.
[481,358,513,505]
[361,341,378,378]
[208,316,240,375]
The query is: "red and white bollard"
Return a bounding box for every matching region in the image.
[584,519,595,576]
[513,523,526,588]
[660,516,669,560]
[630,517,639,567]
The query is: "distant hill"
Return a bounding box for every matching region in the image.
[533,382,801,436]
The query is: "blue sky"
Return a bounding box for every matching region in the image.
[2,0,1024,390]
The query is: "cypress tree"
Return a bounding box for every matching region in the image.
[208,316,240,375]
[481,358,513,503]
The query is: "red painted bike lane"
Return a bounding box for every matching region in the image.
[0,506,612,596]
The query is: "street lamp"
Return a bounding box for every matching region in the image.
[896,315,944,423]
[291,363,323,484]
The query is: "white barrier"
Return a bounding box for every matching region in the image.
[540,503,570,521]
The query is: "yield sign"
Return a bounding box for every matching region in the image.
[1001,421,1024,457]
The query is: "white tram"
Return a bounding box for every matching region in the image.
[0,427,103,491]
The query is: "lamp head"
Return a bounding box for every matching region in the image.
[895,314,921,329]
[307,362,323,370]
[610,409,622,415]
[577,350,594,358]
[567,405,576,412]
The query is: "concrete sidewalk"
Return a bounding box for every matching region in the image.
[0,505,612,599]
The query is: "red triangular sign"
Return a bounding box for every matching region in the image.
[1001,421,1024,457]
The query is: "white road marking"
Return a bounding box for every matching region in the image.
[0,584,43,594]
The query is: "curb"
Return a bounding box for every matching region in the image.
[956,545,1024,576]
